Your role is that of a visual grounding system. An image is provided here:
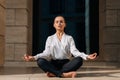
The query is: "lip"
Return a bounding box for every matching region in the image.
[58,26,62,28]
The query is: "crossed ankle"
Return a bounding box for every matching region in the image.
[46,71,77,78]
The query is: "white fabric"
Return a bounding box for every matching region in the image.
[34,33,88,60]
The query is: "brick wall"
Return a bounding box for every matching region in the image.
[5,0,32,63]
[0,0,5,66]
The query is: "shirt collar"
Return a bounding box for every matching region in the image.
[54,33,66,41]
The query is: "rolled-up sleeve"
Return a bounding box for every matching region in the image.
[69,36,88,60]
[34,37,51,60]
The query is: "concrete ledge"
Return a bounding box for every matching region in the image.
[4,61,38,67]
[4,61,120,68]
[83,61,119,68]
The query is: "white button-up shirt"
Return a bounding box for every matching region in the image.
[34,33,88,60]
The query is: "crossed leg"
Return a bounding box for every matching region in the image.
[37,57,83,78]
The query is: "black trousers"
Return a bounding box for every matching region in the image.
[37,57,83,77]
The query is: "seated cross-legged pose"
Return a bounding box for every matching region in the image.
[24,16,97,78]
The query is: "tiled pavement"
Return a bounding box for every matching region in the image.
[0,67,120,80]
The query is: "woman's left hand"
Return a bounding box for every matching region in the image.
[87,52,97,60]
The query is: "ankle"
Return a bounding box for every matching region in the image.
[62,71,76,78]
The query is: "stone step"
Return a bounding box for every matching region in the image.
[4,61,119,68]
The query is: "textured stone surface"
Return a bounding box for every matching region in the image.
[0,0,5,66]
[14,44,27,61]
[6,9,28,26]
[117,10,120,26]
[0,0,5,7]
[106,0,120,9]
[0,6,5,35]
[6,0,27,8]
[15,9,28,25]
[6,9,15,25]
[6,27,27,43]
[5,0,31,63]
[106,10,117,26]
[104,0,120,63]
[0,37,4,65]
[5,44,14,60]
[103,27,120,43]
[104,45,120,61]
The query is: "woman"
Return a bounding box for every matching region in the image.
[24,16,97,78]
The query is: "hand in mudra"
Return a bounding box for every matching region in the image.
[23,54,35,61]
[87,52,97,60]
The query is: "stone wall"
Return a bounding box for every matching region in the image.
[5,0,32,63]
[100,0,120,62]
[0,0,5,66]
[99,0,120,63]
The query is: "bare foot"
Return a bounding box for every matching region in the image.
[63,71,77,78]
[46,72,56,77]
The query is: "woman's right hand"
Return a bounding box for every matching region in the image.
[23,54,35,61]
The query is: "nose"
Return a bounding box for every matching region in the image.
[58,22,61,25]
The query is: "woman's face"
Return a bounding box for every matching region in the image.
[54,16,66,31]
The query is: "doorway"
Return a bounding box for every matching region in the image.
[32,0,99,56]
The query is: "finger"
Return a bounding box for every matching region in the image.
[24,57,29,61]
[23,55,29,61]
[93,55,96,59]
[92,53,97,57]
[23,56,27,61]
[22,56,28,61]
[94,53,97,55]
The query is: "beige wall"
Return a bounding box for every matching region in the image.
[99,0,105,61]
[99,0,120,62]
[0,0,5,66]
[5,0,32,63]
[103,0,120,62]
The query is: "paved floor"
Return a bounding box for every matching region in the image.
[0,67,120,80]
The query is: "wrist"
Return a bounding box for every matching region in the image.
[86,55,90,60]
[29,56,35,61]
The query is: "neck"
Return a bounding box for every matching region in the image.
[56,31,64,41]
[56,31,64,36]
